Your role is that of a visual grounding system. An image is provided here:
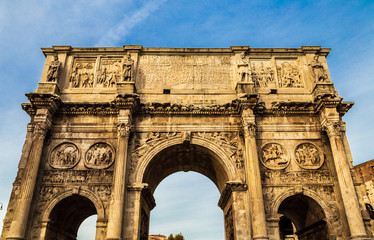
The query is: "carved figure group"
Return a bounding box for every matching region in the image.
[69,63,94,88]
[277,62,302,88]
[309,55,328,82]
[261,143,289,169]
[85,143,114,168]
[50,143,79,168]
[295,143,323,169]
[46,55,61,82]
[251,62,275,87]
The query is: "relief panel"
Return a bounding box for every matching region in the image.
[49,142,80,169]
[69,58,96,88]
[294,143,324,170]
[260,143,289,170]
[85,142,115,169]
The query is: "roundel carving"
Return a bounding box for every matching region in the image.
[85,142,115,169]
[260,143,289,170]
[49,142,80,169]
[294,143,324,169]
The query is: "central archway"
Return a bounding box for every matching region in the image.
[134,140,245,240]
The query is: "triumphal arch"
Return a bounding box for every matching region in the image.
[1,45,373,240]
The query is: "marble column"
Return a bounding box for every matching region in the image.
[7,122,50,240]
[324,122,368,239]
[107,110,132,240]
[242,109,269,240]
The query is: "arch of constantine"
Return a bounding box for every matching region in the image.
[1,45,373,240]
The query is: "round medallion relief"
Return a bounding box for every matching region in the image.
[49,142,80,169]
[260,143,289,170]
[85,142,115,169]
[294,143,324,169]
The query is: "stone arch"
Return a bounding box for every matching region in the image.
[40,187,105,240]
[134,135,239,193]
[271,188,338,237]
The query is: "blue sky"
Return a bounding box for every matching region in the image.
[0,1,374,239]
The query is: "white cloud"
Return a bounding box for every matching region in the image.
[95,0,167,46]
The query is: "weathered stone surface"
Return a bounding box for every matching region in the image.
[1,45,372,240]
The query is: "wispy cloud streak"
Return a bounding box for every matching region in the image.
[96,0,167,46]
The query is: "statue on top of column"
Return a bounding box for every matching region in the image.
[121,53,134,82]
[309,55,328,82]
[46,54,61,82]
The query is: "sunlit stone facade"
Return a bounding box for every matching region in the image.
[1,45,373,240]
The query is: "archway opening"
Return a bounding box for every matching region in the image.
[45,195,97,240]
[278,194,328,240]
[141,143,231,240]
[150,172,224,240]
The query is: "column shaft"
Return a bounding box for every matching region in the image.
[7,123,48,239]
[106,123,131,240]
[326,123,367,239]
[242,109,269,240]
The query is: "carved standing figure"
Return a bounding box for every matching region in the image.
[46,55,61,82]
[122,53,134,82]
[70,66,80,88]
[309,55,328,82]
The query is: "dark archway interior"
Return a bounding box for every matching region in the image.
[45,195,97,240]
[142,144,229,193]
[278,194,328,240]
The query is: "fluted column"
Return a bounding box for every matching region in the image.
[7,122,50,240]
[324,122,368,239]
[107,109,132,240]
[242,108,269,240]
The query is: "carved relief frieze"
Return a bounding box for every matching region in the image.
[69,59,95,88]
[260,143,289,170]
[42,170,113,184]
[49,142,80,169]
[261,170,332,185]
[85,143,115,169]
[276,61,303,88]
[295,143,324,169]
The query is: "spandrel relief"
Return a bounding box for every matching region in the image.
[260,143,289,170]
[69,60,95,88]
[295,143,324,169]
[276,61,303,88]
[49,143,80,169]
[85,143,115,169]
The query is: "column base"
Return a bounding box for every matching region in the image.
[253,236,269,240]
[350,235,371,240]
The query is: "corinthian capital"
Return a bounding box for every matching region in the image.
[323,122,341,137]
[243,122,256,138]
[117,123,131,138]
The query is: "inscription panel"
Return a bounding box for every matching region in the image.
[137,55,232,90]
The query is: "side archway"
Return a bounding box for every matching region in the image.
[271,188,338,239]
[40,188,106,240]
